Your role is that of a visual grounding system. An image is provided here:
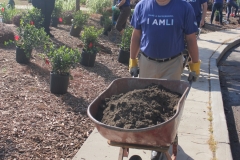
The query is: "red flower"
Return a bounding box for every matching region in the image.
[59,17,63,23]
[30,21,34,25]
[1,8,4,12]
[45,58,50,65]
[14,35,20,41]
[88,42,93,48]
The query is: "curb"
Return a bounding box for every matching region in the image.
[210,36,240,160]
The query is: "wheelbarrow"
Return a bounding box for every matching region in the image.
[87,78,192,160]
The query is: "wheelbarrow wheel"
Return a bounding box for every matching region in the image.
[151,151,162,160]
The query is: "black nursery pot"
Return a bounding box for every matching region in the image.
[118,49,130,64]
[50,72,69,94]
[70,25,81,37]
[16,46,32,64]
[103,26,112,36]
[80,50,97,67]
[51,17,59,27]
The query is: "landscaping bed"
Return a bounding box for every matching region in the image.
[0,8,240,160]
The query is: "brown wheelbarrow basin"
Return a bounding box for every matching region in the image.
[87,78,190,148]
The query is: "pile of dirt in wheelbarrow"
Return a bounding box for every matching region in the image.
[97,84,182,129]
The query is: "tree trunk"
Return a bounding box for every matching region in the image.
[76,0,80,11]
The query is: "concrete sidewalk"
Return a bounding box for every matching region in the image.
[73,28,240,160]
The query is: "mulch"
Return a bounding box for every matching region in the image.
[0,10,239,159]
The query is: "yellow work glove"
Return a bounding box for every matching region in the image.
[188,60,201,82]
[129,58,139,77]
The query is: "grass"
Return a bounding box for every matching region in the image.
[0,0,29,5]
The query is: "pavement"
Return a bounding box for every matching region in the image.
[72,28,240,160]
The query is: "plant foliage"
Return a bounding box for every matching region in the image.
[72,10,89,28]
[21,7,43,28]
[52,0,63,18]
[121,26,133,51]
[81,26,103,53]
[45,45,80,75]
[0,3,20,24]
[86,0,112,14]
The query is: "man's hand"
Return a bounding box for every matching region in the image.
[112,4,119,11]
[200,19,205,28]
[189,60,201,81]
[129,58,139,77]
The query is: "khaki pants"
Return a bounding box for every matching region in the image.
[139,54,183,80]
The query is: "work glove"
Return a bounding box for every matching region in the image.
[188,60,201,82]
[112,4,119,11]
[129,58,139,77]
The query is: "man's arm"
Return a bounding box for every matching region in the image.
[130,28,141,59]
[185,33,199,63]
[200,2,207,27]
[117,0,126,7]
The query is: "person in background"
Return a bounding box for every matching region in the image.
[226,0,239,21]
[32,0,55,37]
[129,0,201,159]
[8,0,15,9]
[187,0,208,28]
[210,0,224,25]
[113,0,131,35]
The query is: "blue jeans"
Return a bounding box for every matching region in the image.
[227,1,239,19]
[210,2,223,24]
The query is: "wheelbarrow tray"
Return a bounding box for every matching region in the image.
[87,78,190,148]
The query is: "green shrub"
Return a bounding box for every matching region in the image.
[121,26,133,51]
[72,10,89,28]
[52,0,63,18]
[0,3,20,24]
[81,26,103,53]
[45,45,80,75]
[21,7,43,28]
[86,0,112,14]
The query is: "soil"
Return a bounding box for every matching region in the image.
[0,9,240,159]
[97,84,181,129]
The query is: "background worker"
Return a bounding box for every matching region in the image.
[113,0,131,35]
[187,0,208,27]
[32,0,55,37]
[210,0,224,25]
[226,0,239,21]
[129,0,201,158]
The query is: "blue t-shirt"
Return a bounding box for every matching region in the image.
[131,0,198,59]
[214,0,223,3]
[118,0,130,7]
[187,0,207,22]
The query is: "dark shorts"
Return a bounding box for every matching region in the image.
[116,6,131,32]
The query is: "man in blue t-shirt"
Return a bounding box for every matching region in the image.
[129,1,201,158]
[187,0,208,27]
[129,0,201,80]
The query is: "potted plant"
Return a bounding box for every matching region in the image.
[44,45,80,94]
[4,20,50,64]
[70,10,89,37]
[118,26,133,64]
[51,1,63,27]
[80,26,103,67]
[102,16,112,36]
[113,9,120,24]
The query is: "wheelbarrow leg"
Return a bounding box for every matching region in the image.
[118,147,129,160]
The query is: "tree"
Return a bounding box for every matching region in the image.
[76,0,80,11]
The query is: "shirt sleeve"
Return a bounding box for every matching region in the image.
[200,0,208,4]
[184,3,198,35]
[130,3,142,30]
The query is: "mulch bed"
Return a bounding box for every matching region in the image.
[0,10,239,159]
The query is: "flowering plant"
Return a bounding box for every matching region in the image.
[4,20,50,56]
[72,10,89,29]
[81,26,103,54]
[0,2,19,23]
[44,45,80,75]
[21,7,43,28]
